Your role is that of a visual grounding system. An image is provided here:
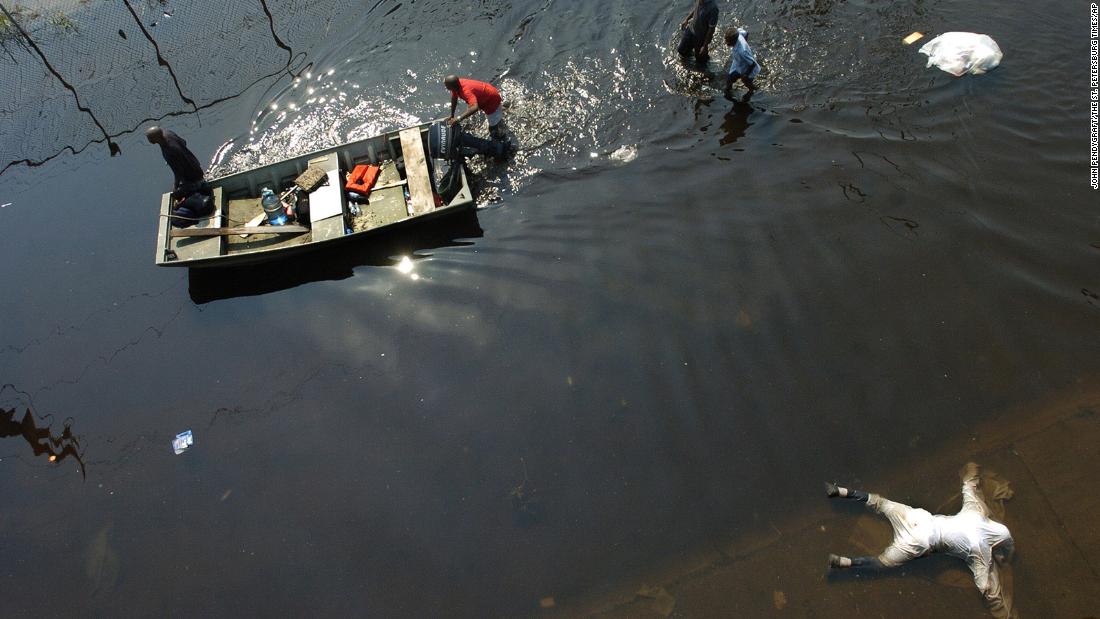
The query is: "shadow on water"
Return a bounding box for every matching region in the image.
[0,0,311,176]
[718,90,756,146]
[1,405,86,479]
[824,552,981,589]
[187,210,484,304]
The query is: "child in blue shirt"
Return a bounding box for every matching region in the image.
[724,27,759,96]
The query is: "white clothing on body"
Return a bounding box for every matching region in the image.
[867,470,1015,618]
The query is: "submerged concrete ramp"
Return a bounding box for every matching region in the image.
[578,392,1100,618]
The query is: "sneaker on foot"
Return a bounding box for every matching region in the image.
[825,482,840,498]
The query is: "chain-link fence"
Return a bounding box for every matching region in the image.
[0,0,354,177]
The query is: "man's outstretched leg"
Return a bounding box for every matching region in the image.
[826,483,929,571]
[828,554,884,570]
[825,483,878,570]
[825,483,908,571]
[825,482,869,502]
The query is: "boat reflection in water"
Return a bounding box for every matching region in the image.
[187,209,483,304]
[1,407,86,479]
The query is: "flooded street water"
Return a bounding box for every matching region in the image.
[1,0,1098,616]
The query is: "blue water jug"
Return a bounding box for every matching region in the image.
[261,187,286,225]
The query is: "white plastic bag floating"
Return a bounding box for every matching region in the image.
[919,32,1002,76]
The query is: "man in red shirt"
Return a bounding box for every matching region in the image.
[445,75,505,141]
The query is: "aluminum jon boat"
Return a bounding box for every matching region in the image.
[155,119,485,268]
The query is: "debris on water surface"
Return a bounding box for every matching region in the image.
[539,597,555,609]
[919,32,1003,76]
[773,590,788,609]
[172,429,193,455]
[902,32,924,45]
[86,523,120,595]
[610,144,638,163]
[736,309,753,328]
[636,584,676,617]
[508,457,541,525]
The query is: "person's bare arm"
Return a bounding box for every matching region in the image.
[448,102,480,125]
[699,24,716,53]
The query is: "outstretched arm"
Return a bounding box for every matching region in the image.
[960,462,990,517]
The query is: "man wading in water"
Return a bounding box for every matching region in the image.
[677,0,719,64]
[826,463,1017,618]
[445,75,508,145]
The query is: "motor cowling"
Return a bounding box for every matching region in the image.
[429,120,506,160]
[429,121,463,204]
[428,120,507,204]
[428,120,458,161]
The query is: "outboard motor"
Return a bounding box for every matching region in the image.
[428,121,463,204]
[428,120,506,203]
[428,120,458,161]
[429,120,506,160]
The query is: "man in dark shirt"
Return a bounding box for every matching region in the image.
[146,126,205,195]
[677,0,720,63]
[145,126,213,227]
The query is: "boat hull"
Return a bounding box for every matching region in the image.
[155,120,476,268]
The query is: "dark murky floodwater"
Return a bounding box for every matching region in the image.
[1,0,1097,616]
